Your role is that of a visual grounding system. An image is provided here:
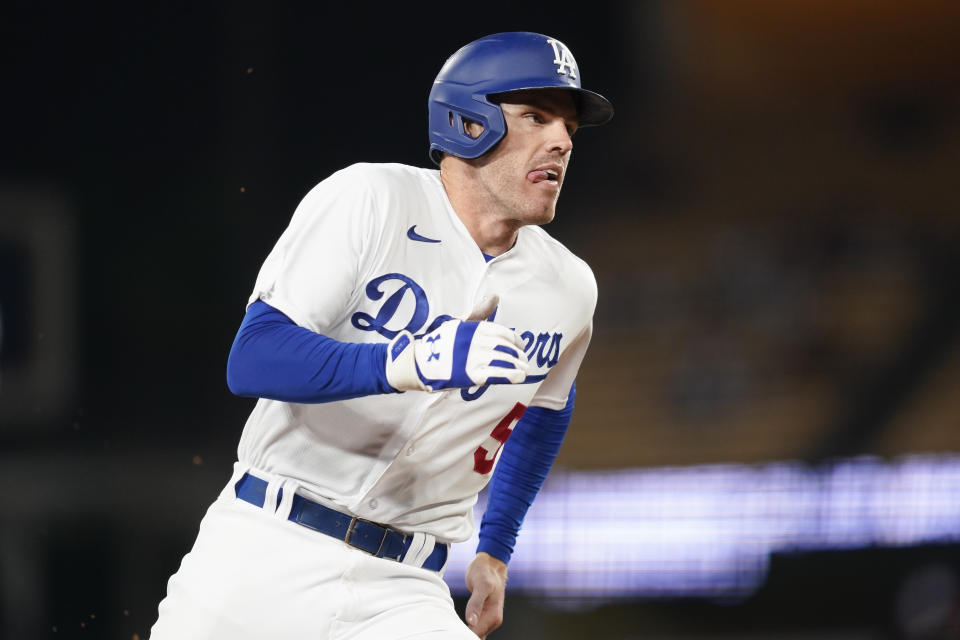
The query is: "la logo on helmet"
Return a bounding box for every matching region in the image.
[546,38,578,78]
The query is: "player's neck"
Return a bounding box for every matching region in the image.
[440,164,521,257]
[464,217,521,257]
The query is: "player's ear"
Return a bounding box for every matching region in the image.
[462,117,484,140]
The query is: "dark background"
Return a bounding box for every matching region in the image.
[2,1,960,638]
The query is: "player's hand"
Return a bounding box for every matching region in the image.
[384,297,529,392]
[464,552,508,638]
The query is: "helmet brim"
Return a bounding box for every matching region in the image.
[488,86,614,128]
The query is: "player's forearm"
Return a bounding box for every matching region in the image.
[477,383,575,564]
[226,299,396,403]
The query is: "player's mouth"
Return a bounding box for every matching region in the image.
[526,163,563,187]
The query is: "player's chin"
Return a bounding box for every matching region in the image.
[524,195,559,224]
[525,206,556,226]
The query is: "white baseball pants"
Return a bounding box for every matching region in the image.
[149,466,477,639]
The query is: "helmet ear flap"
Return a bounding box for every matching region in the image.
[430,108,481,164]
[428,98,507,165]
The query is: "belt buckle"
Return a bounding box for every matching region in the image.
[344,517,408,561]
[344,516,388,556]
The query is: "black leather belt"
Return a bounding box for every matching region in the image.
[234,472,448,571]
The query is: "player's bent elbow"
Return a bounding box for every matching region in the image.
[225,350,259,398]
[225,366,247,397]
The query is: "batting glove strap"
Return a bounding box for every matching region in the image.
[385,320,530,393]
[385,331,428,392]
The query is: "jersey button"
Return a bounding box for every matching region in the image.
[406,445,415,456]
[368,498,378,510]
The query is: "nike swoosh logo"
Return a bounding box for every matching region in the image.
[407,225,441,243]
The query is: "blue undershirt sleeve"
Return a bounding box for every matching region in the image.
[477,382,576,565]
[225,299,397,403]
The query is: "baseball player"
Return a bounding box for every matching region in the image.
[150,32,612,639]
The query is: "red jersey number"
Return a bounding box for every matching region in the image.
[473,402,527,474]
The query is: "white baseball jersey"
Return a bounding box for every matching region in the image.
[238,162,596,542]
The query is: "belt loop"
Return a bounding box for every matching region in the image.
[401,532,435,568]
[263,478,281,513]
[223,461,253,501]
[437,554,449,579]
[267,478,300,520]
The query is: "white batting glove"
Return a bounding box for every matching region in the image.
[385,297,530,392]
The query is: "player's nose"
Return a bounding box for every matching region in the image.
[545,120,573,155]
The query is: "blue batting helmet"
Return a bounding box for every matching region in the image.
[428,32,614,165]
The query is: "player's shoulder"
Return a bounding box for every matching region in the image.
[298,162,437,221]
[520,225,594,274]
[519,226,597,298]
[325,162,436,193]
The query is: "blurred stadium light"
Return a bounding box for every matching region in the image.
[446,454,960,601]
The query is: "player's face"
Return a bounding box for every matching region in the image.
[471,89,578,226]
